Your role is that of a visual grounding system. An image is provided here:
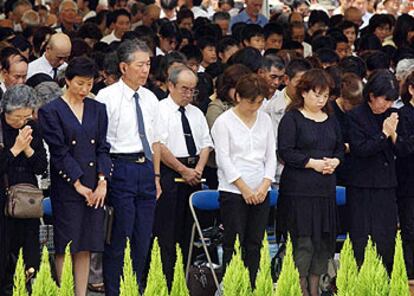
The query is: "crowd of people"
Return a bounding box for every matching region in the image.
[0,0,414,295]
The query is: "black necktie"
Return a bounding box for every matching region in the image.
[52,68,58,80]
[179,106,197,157]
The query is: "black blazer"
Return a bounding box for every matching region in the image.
[395,103,414,197]
[347,102,397,188]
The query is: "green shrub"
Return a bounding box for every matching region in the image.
[253,234,273,296]
[31,246,58,296]
[12,249,28,296]
[59,244,74,296]
[222,236,252,296]
[389,231,410,296]
[274,234,301,296]
[336,235,358,296]
[355,237,389,296]
[170,244,189,296]
[120,239,139,296]
[143,237,168,296]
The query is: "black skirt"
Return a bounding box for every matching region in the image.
[276,194,338,252]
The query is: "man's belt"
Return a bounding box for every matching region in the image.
[177,156,199,166]
[110,153,146,163]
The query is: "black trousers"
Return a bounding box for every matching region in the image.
[220,191,270,286]
[347,187,397,272]
[153,164,201,287]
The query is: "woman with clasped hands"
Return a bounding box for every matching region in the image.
[211,74,276,286]
[38,57,112,296]
[346,70,400,273]
[0,85,47,294]
[277,69,344,296]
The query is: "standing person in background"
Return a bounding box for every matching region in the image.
[96,40,161,296]
[395,72,414,280]
[347,70,400,272]
[212,73,276,286]
[277,69,344,296]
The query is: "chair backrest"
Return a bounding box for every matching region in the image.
[270,189,278,207]
[336,186,346,206]
[190,190,220,211]
[42,197,53,216]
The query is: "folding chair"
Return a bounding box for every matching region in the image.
[186,190,221,292]
[336,186,347,243]
[42,197,53,216]
[186,189,280,293]
[40,197,54,253]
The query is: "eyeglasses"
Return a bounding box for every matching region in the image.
[178,85,199,97]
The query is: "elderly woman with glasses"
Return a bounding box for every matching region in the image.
[0,85,47,294]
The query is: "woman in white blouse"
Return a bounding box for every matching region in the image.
[211,73,276,285]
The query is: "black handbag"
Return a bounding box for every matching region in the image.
[103,205,114,244]
[187,263,222,296]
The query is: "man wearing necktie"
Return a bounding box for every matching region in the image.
[96,40,161,296]
[154,65,213,286]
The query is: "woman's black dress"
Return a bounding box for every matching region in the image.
[395,103,414,278]
[277,109,344,250]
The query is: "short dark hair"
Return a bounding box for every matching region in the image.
[263,22,284,39]
[260,54,285,71]
[368,13,394,34]
[364,50,390,72]
[160,0,177,10]
[241,24,264,43]
[180,44,202,63]
[339,56,367,79]
[285,58,312,79]
[65,56,98,80]
[315,48,340,64]
[363,69,399,102]
[217,36,238,54]
[77,22,103,41]
[113,8,131,24]
[311,35,335,52]
[308,10,329,28]
[197,36,216,50]
[212,11,230,22]
[0,47,27,72]
[159,21,179,39]
[289,68,334,112]
[227,47,262,72]
[176,7,194,24]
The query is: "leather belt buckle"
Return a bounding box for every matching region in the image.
[136,156,146,164]
[188,157,197,165]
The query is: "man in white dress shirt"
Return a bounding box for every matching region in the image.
[100,9,131,44]
[96,39,161,296]
[27,32,71,80]
[154,65,213,286]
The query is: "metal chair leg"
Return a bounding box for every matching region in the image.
[186,223,196,281]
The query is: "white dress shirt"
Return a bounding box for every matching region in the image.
[27,54,67,80]
[158,95,213,158]
[211,109,276,194]
[95,79,159,154]
[264,88,291,184]
[100,31,121,44]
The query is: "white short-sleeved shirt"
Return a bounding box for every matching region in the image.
[211,109,276,194]
[95,79,159,154]
[27,54,67,80]
[158,96,213,157]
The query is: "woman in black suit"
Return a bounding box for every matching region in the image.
[347,69,399,272]
[38,57,112,296]
[0,85,47,294]
[395,72,414,279]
